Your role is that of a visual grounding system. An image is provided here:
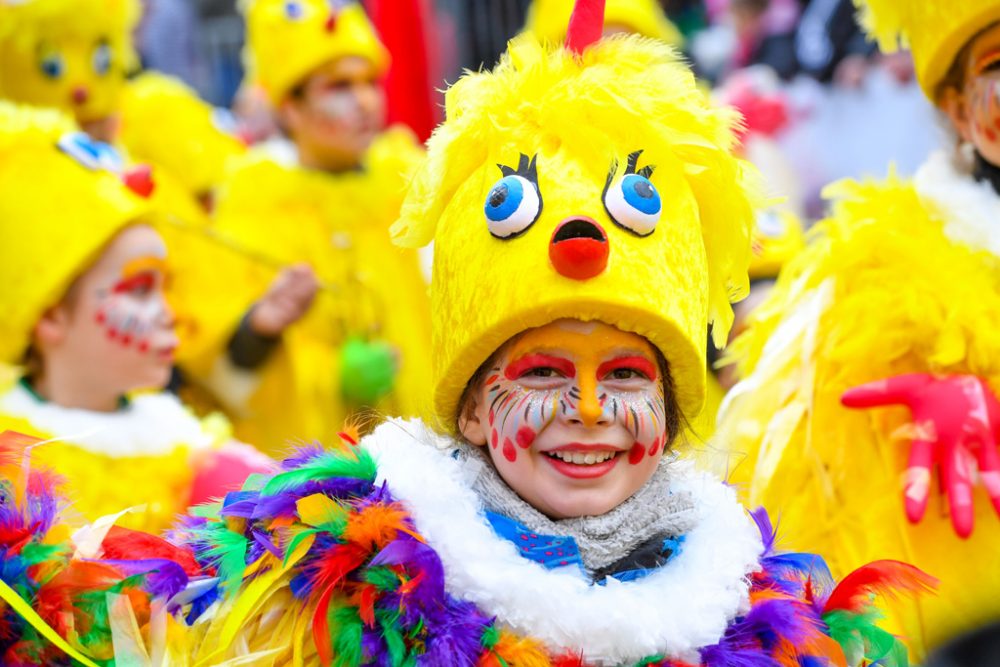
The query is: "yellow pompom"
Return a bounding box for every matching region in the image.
[394,33,758,428]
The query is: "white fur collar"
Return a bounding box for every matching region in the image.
[914,148,1000,260]
[0,383,213,457]
[364,419,763,666]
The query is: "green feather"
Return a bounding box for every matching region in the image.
[262,449,377,497]
[376,610,409,666]
[364,566,401,592]
[201,524,250,594]
[330,604,364,667]
[284,527,321,566]
[823,609,908,667]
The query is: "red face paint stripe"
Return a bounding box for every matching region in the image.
[504,354,577,380]
[596,355,658,381]
[974,50,1000,76]
[111,273,155,294]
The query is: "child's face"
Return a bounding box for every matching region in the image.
[944,22,1000,166]
[37,225,177,396]
[461,319,668,519]
[281,55,385,170]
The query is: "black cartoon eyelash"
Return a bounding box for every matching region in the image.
[498,153,541,182]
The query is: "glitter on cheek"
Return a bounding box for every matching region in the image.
[484,368,562,463]
[604,382,667,466]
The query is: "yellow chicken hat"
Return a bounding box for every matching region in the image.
[0,0,140,122]
[526,0,682,46]
[241,0,389,105]
[857,0,1000,99]
[119,72,247,197]
[394,0,756,429]
[0,102,151,364]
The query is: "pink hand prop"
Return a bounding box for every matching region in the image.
[842,373,1000,538]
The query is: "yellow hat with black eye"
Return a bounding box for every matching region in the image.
[526,0,683,46]
[240,0,389,106]
[119,72,247,198]
[0,102,150,364]
[0,0,140,123]
[856,0,1000,100]
[393,0,757,431]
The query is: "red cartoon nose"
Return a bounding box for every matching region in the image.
[549,217,609,280]
[72,86,89,105]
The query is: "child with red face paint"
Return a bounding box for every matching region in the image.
[0,103,272,535]
[717,0,1000,659]
[0,3,929,665]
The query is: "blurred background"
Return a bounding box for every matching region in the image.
[138,0,945,219]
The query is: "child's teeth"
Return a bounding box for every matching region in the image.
[550,451,615,464]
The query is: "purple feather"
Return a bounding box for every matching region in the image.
[417,600,489,666]
[280,443,328,470]
[97,558,190,598]
[749,507,776,556]
[371,535,445,602]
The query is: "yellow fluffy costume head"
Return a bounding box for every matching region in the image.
[393,0,756,429]
[0,102,150,364]
[0,0,140,123]
[119,72,247,197]
[241,0,389,105]
[526,0,682,46]
[857,0,1000,99]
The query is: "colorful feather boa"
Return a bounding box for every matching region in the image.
[1,430,934,665]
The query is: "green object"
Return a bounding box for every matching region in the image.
[340,337,398,406]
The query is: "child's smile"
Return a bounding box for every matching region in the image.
[464,318,669,518]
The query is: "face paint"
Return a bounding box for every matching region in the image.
[966,48,1000,151]
[313,88,363,125]
[469,320,672,519]
[94,255,169,353]
[485,323,666,466]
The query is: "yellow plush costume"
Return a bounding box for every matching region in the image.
[525,0,683,46]
[0,102,250,533]
[0,0,139,123]
[195,0,432,452]
[718,1,1000,658]
[718,1,1000,655]
[718,164,1000,658]
[206,128,433,452]
[393,34,755,429]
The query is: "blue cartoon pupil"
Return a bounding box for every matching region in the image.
[94,43,111,75]
[285,0,303,18]
[41,55,63,79]
[622,174,661,214]
[485,176,525,221]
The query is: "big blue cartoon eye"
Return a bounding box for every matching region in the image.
[484,154,543,239]
[39,52,65,80]
[603,151,661,236]
[93,41,112,76]
[284,0,304,19]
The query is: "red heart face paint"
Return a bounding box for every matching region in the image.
[472,319,668,519]
[95,255,172,355]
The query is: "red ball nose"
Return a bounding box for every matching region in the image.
[549,217,609,280]
[72,86,89,105]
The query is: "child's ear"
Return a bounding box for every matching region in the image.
[33,304,70,350]
[458,399,489,447]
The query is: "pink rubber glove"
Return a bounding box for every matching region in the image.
[842,373,1000,538]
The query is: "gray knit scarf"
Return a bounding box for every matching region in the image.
[457,445,698,574]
